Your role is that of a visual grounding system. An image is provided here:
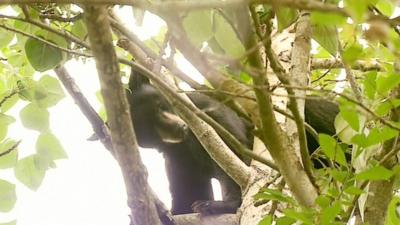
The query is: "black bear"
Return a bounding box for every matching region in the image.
[126,70,339,215]
[127,71,251,215]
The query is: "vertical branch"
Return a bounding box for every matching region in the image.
[246,6,318,207]
[83,5,161,225]
[287,11,314,182]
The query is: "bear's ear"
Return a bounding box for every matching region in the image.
[129,68,150,91]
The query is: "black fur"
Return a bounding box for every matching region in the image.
[127,72,250,215]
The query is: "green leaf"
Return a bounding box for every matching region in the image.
[14,155,46,191]
[20,103,49,132]
[0,179,16,212]
[284,208,313,224]
[0,91,19,113]
[335,113,357,144]
[356,165,394,181]
[365,127,398,146]
[315,195,332,209]
[311,12,346,26]
[36,75,65,107]
[0,139,18,169]
[375,0,394,16]
[0,113,15,142]
[276,7,298,31]
[0,220,17,225]
[330,169,350,183]
[276,216,296,225]
[255,188,296,205]
[0,29,14,49]
[376,72,400,95]
[344,0,370,22]
[375,99,400,117]
[71,20,88,40]
[342,44,364,64]
[183,10,213,47]
[36,132,67,161]
[363,71,377,99]
[213,13,245,58]
[319,134,347,166]
[386,196,400,225]
[339,103,359,131]
[24,37,63,72]
[17,79,35,102]
[0,114,15,126]
[312,24,339,56]
[320,202,342,225]
[258,215,273,225]
[344,186,365,195]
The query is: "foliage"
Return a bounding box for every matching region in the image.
[0,5,67,220]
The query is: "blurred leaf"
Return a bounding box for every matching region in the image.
[0,220,16,225]
[376,72,400,95]
[363,71,377,99]
[335,113,357,144]
[258,215,273,225]
[183,10,213,47]
[284,208,313,224]
[0,179,16,212]
[36,132,67,161]
[0,91,19,113]
[386,196,400,225]
[17,79,35,102]
[319,134,347,166]
[365,127,398,146]
[315,195,332,209]
[339,103,359,131]
[36,75,65,107]
[276,216,296,225]
[312,24,339,56]
[0,114,15,141]
[330,169,350,183]
[14,155,46,191]
[320,201,342,225]
[25,37,63,72]
[311,12,346,26]
[0,30,14,49]
[344,0,370,22]
[0,139,18,169]
[344,186,365,195]
[375,0,394,16]
[255,188,296,205]
[356,165,394,181]
[342,44,364,64]
[20,103,49,132]
[276,7,298,31]
[213,13,245,58]
[375,99,400,117]
[71,20,87,40]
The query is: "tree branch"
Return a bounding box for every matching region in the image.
[83,4,161,225]
[54,66,113,152]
